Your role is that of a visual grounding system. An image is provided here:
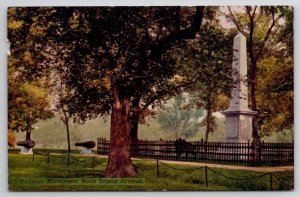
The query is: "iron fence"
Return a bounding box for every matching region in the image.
[97,138,293,166]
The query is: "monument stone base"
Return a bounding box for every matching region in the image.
[222,110,257,143]
[19,147,33,154]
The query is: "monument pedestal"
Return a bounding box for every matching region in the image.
[222,110,257,142]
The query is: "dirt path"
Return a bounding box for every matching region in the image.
[152,159,294,172]
[61,154,294,172]
[101,156,293,172]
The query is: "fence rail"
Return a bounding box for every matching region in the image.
[97,138,294,166]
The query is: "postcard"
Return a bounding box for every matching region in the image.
[7,6,294,191]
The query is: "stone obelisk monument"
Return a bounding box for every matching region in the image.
[221,32,257,142]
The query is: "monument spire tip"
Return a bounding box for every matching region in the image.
[235,32,245,38]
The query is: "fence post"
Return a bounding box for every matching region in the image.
[247,141,250,166]
[253,141,260,166]
[47,152,50,164]
[67,153,70,166]
[270,173,273,191]
[258,141,262,166]
[205,166,208,187]
[92,157,95,171]
[97,138,99,155]
[32,153,34,161]
[156,159,159,178]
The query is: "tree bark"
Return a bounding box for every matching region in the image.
[205,109,211,142]
[130,97,141,142]
[25,129,31,141]
[205,100,212,142]
[250,68,260,141]
[62,108,71,153]
[25,115,31,140]
[248,16,260,141]
[104,86,138,178]
[59,70,72,153]
[130,114,139,142]
[247,10,260,142]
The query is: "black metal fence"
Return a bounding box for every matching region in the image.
[97,138,294,166]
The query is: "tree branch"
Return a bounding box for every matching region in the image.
[149,6,205,62]
[227,6,245,35]
[141,81,195,110]
[255,12,281,62]
[246,6,256,67]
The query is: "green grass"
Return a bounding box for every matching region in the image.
[8,153,294,191]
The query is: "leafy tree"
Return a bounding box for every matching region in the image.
[40,43,75,153]
[257,7,293,136]
[8,7,54,142]
[8,7,208,177]
[54,7,207,177]
[128,7,218,141]
[256,56,293,136]
[8,130,16,148]
[172,23,232,141]
[8,80,53,140]
[158,95,203,139]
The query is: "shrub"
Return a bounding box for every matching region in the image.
[8,130,16,148]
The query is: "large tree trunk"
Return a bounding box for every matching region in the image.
[250,74,260,141]
[104,86,138,178]
[62,108,71,153]
[248,15,260,142]
[130,114,139,142]
[25,129,31,141]
[130,111,139,158]
[130,97,141,142]
[25,115,31,140]
[205,103,212,142]
[66,119,71,153]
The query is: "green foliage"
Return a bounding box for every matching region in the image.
[157,95,204,139]
[8,130,16,148]
[262,129,293,142]
[172,23,232,141]
[8,7,55,135]
[257,56,293,136]
[8,77,53,133]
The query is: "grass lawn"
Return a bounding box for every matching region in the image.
[8,153,294,191]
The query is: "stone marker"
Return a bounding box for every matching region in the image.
[221,32,257,142]
[17,140,35,154]
[75,141,95,154]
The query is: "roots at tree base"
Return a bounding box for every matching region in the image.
[104,161,138,178]
[104,152,138,178]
